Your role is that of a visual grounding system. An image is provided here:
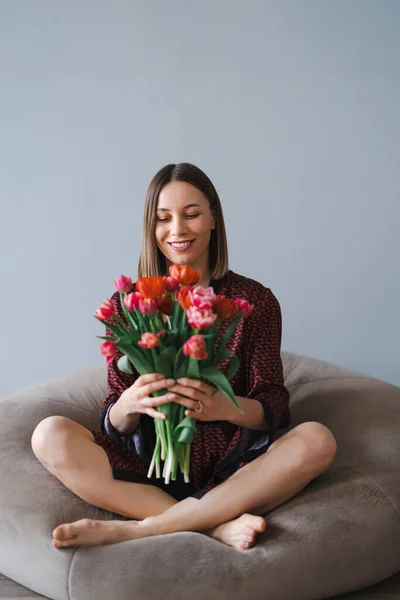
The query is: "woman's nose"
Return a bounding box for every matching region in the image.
[170,218,188,236]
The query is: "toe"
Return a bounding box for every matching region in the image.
[255,517,267,532]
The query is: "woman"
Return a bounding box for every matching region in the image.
[31,163,337,551]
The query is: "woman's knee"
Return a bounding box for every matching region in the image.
[31,416,88,467]
[294,421,337,470]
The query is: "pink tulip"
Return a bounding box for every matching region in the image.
[95,299,114,320]
[186,306,217,330]
[189,286,215,310]
[138,297,159,314]
[234,298,254,318]
[164,276,180,292]
[124,292,141,311]
[100,341,118,363]
[138,332,162,349]
[183,335,208,360]
[114,274,133,293]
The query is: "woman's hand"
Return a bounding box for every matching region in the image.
[168,377,235,422]
[118,373,177,420]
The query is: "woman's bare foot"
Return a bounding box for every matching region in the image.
[52,519,141,548]
[206,513,267,551]
[52,513,266,551]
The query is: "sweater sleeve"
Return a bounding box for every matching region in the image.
[244,287,290,440]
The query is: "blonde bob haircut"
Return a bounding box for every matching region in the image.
[137,163,229,281]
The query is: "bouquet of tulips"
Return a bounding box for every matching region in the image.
[95,264,254,484]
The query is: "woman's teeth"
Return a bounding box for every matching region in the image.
[169,240,194,250]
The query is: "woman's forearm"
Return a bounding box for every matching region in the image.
[109,401,140,435]
[227,395,268,430]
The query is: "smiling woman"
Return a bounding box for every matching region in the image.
[154,181,216,286]
[31,162,336,552]
[138,163,229,289]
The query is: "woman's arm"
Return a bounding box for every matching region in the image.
[227,287,290,438]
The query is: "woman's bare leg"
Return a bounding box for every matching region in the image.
[51,422,337,550]
[32,416,263,550]
[31,416,178,519]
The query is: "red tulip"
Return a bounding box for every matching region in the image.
[114,274,133,293]
[95,299,114,321]
[159,295,173,315]
[164,276,180,292]
[138,297,159,314]
[138,332,162,349]
[183,335,208,360]
[136,277,166,299]
[234,298,254,318]
[124,292,141,311]
[100,340,118,363]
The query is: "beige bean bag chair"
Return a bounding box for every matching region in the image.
[0,352,399,600]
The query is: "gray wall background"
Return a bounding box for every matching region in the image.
[0,0,399,397]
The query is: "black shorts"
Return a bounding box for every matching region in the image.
[112,468,207,501]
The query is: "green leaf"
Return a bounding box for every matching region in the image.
[201,366,244,414]
[117,341,153,375]
[172,416,197,445]
[156,346,176,378]
[96,335,117,342]
[186,357,200,379]
[117,355,134,374]
[213,314,242,366]
[119,292,139,332]
[226,355,240,382]
[176,353,188,379]
[172,300,180,330]
[101,322,124,338]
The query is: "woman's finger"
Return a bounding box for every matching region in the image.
[141,377,175,398]
[168,384,202,401]
[138,373,165,385]
[146,408,166,420]
[170,393,202,411]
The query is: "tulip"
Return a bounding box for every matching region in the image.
[114,274,133,293]
[189,285,215,309]
[124,292,141,311]
[164,276,180,292]
[138,297,159,314]
[100,340,118,363]
[159,295,173,315]
[138,332,162,349]
[183,335,208,360]
[169,264,200,286]
[234,298,254,318]
[186,306,217,330]
[177,286,193,310]
[213,296,237,319]
[136,276,166,299]
[94,299,114,321]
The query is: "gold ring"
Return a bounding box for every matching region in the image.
[193,401,203,413]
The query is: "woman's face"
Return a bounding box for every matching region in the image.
[155,180,216,276]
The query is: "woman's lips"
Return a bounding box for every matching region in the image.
[168,240,195,252]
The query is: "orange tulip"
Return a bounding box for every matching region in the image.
[135,276,166,299]
[177,285,193,309]
[168,264,200,286]
[213,296,238,319]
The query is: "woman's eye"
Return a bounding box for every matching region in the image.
[157,214,200,222]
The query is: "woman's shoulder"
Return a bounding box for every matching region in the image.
[223,269,274,302]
